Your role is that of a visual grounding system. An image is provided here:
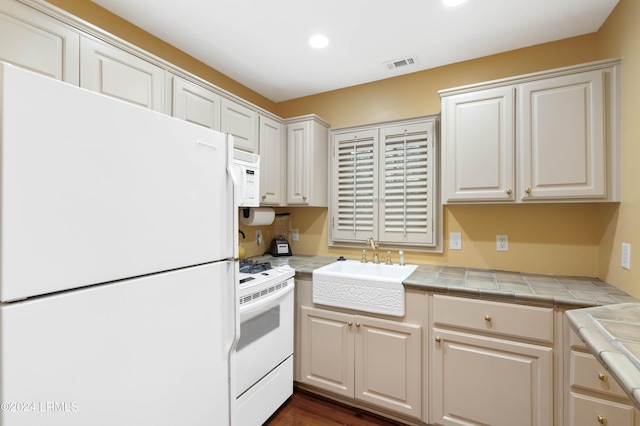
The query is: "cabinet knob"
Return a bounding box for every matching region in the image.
[597,415,607,424]
[598,373,608,382]
[484,314,492,322]
[348,321,353,327]
[356,322,361,328]
[302,195,307,201]
[261,194,266,200]
[506,189,513,195]
[435,336,442,343]
[525,187,532,194]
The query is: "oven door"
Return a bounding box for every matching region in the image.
[235,278,294,397]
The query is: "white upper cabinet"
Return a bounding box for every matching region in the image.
[1,0,327,209]
[442,86,515,202]
[258,114,284,205]
[285,115,330,206]
[519,70,606,200]
[221,98,258,153]
[171,75,221,130]
[80,36,166,112]
[0,0,79,84]
[440,59,620,204]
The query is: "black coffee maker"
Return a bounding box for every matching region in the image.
[268,213,292,257]
[269,235,292,256]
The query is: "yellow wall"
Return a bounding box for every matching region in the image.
[44,0,639,295]
[594,0,640,296]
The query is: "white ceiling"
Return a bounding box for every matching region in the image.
[91,0,619,102]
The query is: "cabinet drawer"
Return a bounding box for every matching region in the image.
[571,351,627,398]
[570,392,635,426]
[569,327,588,350]
[432,295,553,343]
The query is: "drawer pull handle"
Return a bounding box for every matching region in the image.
[484,314,492,322]
[348,321,353,327]
[598,373,608,381]
[597,415,607,424]
[435,336,442,343]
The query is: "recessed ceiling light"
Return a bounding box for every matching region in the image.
[309,34,329,49]
[443,0,467,6]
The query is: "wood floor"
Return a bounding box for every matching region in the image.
[263,390,406,426]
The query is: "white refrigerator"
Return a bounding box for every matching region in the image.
[0,62,238,425]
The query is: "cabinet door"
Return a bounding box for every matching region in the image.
[286,120,311,205]
[258,115,284,205]
[80,36,165,112]
[172,75,221,130]
[221,98,257,152]
[519,70,606,200]
[0,0,79,84]
[379,121,435,246]
[355,315,421,419]
[442,86,515,202]
[431,329,552,426]
[299,307,354,397]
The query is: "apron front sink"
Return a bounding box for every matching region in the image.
[312,260,418,317]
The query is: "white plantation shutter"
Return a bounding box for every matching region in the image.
[332,129,378,241]
[379,122,434,245]
[330,117,438,250]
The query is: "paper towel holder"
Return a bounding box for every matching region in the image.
[239,207,276,226]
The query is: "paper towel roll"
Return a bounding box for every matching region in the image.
[240,207,275,226]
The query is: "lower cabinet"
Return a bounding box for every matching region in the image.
[299,305,422,419]
[431,328,553,426]
[567,328,640,426]
[430,295,554,426]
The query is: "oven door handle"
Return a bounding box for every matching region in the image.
[240,282,295,321]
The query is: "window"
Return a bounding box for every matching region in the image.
[329,116,441,252]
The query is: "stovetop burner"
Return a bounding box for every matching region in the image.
[239,260,272,274]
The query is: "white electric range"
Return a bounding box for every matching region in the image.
[234,260,295,426]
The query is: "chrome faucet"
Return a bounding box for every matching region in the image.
[367,236,380,264]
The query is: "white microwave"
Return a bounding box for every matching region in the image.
[233,149,260,207]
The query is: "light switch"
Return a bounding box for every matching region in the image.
[450,232,462,250]
[622,243,631,270]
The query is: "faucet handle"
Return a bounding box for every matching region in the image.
[385,251,392,265]
[361,249,368,263]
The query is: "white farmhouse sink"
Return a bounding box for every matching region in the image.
[312,260,418,317]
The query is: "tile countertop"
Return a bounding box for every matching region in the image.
[258,254,638,309]
[566,304,640,410]
[260,254,640,409]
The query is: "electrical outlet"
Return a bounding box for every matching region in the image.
[496,234,509,252]
[450,232,462,250]
[291,228,299,242]
[622,242,631,270]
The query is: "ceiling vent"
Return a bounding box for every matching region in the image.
[384,56,419,71]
